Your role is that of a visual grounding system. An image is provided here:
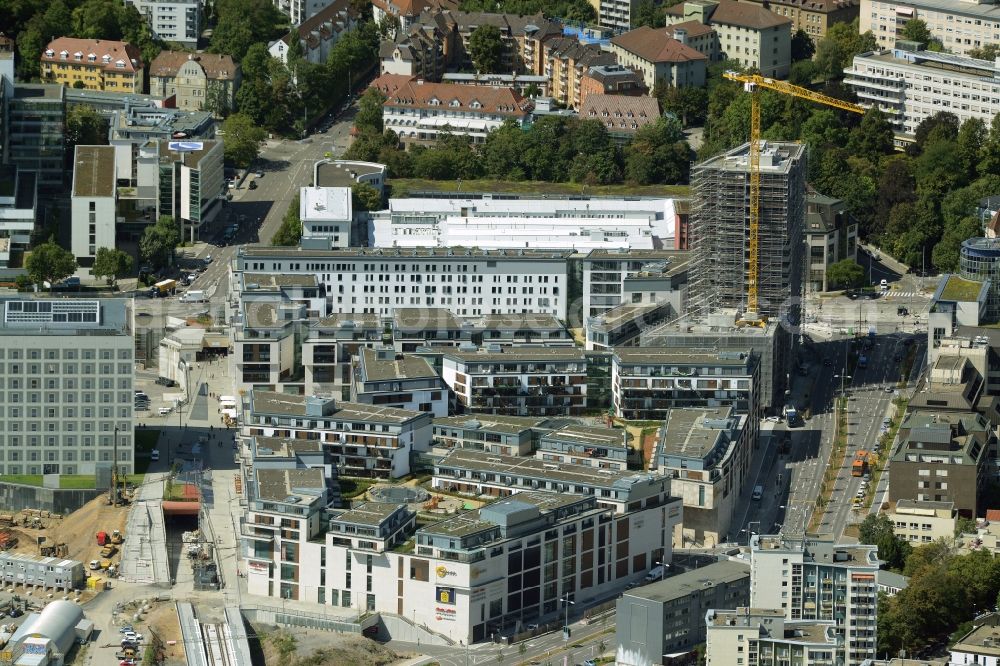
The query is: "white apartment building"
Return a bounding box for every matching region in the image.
[274,0,342,26]
[379,76,533,147]
[750,535,880,666]
[370,196,678,251]
[861,0,1000,55]
[886,498,957,544]
[950,617,1000,666]
[268,0,359,65]
[441,346,588,417]
[70,146,116,265]
[0,299,134,476]
[245,487,679,644]
[303,313,385,394]
[844,46,1000,136]
[582,249,690,320]
[656,406,752,548]
[234,246,572,320]
[536,424,631,471]
[351,346,449,417]
[244,390,431,478]
[300,186,353,249]
[128,0,200,48]
[706,608,842,666]
[431,414,549,456]
[432,448,679,515]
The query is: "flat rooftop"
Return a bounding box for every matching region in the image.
[316,160,384,188]
[953,621,1000,657]
[443,347,586,363]
[436,448,658,490]
[243,273,318,289]
[541,424,627,449]
[624,560,749,604]
[238,246,572,260]
[359,347,438,382]
[938,274,986,303]
[421,492,590,538]
[301,185,352,222]
[477,312,565,331]
[394,307,461,331]
[0,298,129,336]
[661,407,738,459]
[698,141,805,175]
[253,436,324,459]
[250,390,423,424]
[13,83,63,100]
[254,468,325,502]
[892,498,955,513]
[709,607,784,626]
[72,146,116,198]
[753,535,879,567]
[313,312,382,329]
[433,414,550,434]
[614,347,753,366]
[331,502,405,527]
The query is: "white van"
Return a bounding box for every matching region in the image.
[751,485,764,501]
[644,565,665,582]
[181,290,207,303]
[158,407,173,416]
[880,279,889,291]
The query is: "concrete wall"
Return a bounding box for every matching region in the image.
[0,482,103,514]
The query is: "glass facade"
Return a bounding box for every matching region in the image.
[960,237,1000,320]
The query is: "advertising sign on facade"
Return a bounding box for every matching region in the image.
[436,586,456,605]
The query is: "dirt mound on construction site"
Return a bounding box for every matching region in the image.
[6,495,132,564]
[260,629,397,666]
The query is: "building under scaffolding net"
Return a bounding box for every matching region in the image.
[689,141,807,323]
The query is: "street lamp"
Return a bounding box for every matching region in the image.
[560,596,575,641]
[654,560,668,581]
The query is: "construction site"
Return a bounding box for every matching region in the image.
[688,141,807,323]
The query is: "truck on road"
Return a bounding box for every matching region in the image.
[180,290,207,303]
[149,279,177,297]
[783,405,801,426]
[852,450,870,477]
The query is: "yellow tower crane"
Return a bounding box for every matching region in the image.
[721,72,866,326]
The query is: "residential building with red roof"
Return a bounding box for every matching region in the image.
[40,37,144,93]
[609,26,708,91]
[741,0,858,39]
[579,64,647,107]
[377,76,533,147]
[149,52,241,117]
[579,94,661,144]
[663,0,793,78]
[268,0,360,66]
[541,37,617,110]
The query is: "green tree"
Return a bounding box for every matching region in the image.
[91,247,134,288]
[355,87,387,135]
[624,116,691,185]
[788,60,817,86]
[858,513,912,571]
[15,15,49,80]
[826,259,864,289]
[203,81,231,118]
[813,20,878,80]
[969,44,1000,60]
[65,105,109,151]
[272,193,302,245]
[468,25,505,74]
[26,238,77,291]
[633,0,666,28]
[351,183,382,211]
[932,215,980,271]
[210,0,285,58]
[657,85,708,127]
[900,18,932,45]
[222,113,267,167]
[800,109,849,150]
[954,516,977,538]
[913,111,960,152]
[72,0,123,40]
[957,118,986,181]
[140,216,180,269]
[848,107,894,163]
[980,113,1000,177]
[791,29,815,61]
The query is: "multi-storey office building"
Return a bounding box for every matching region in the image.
[40,38,144,92]
[805,190,858,292]
[391,308,571,352]
[617,560,751,664]
[0,166,37,266]
[612,348,759,421]
[432,448,680,515]
[844,46,1000,137]
[885,499,957,544]
[536,424,631,471]
[351,346,449,417]
[889,410,993,517]
[128,0,201,48]
[7,84,65,190]
[706,608,842,666]
[750,535,880,665]
[582,249,690,320]
[244,390,431,478]
[441,346,588,416]
[232,295,306,392]
[70,145,117,265]
[861,0,1000,56]
[246,488,678,643]
[234,246,572,320]
[655,406,752,547]
[0,299,134,476]
[430,414,549,456]
[689,141,806,323]
[155,139,225,243]
[300,186,353,249]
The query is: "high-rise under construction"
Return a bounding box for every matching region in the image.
[689,141,806,323]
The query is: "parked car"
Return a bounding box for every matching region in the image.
[155,377,176,387]
[150,450,159,462]
[248,180,258,190]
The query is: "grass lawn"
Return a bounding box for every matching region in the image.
[339,477,376,499]
[388,178,691,198]
[0,475,98,489]
[0,475,43,487]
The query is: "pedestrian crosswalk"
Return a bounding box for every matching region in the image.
[886,291,923,299]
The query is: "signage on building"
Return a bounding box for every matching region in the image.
[435,605,457,621]
[248,561,269,572]
[436,586,456,605]
[168,141,204,152]
[436,565,456,579]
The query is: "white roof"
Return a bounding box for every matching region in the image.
[300,186,352,223]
